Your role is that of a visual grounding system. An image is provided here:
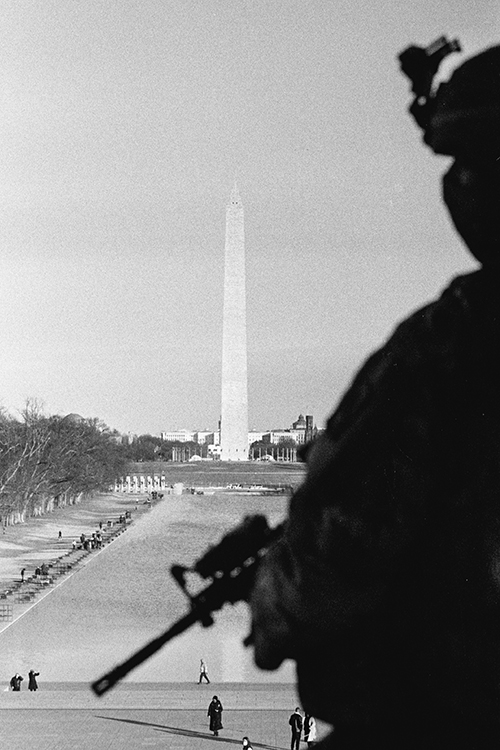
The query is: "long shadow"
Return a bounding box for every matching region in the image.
[95,715,285,749]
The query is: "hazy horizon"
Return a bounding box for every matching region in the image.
[2,2,498,435]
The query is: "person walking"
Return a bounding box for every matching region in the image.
[199,658,210,684]
[20,568,25,583]
[10,673,23,691]
[28,670,40,692]
[250,36,500,750]
[288,707,302,750]
[207,695,223,736]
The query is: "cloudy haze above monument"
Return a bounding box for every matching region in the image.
[1,1,496,434]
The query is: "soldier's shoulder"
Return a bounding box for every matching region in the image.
[323,272,488,437]
[392,269,498,365]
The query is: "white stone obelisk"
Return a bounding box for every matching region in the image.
[220,184,248,461]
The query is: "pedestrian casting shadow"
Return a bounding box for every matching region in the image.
[95,715,285,749]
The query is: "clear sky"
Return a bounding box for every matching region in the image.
[0,2,498,435]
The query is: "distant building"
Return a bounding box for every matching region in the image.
[262,414,312,445]
[159,413,319,455]
[120,432,137,445]
[248,430,267,446]
[62,412,85,422]
[160,430,195,443]
[305,414,314,443]
[266,429,305,445]
[194,431,216,445]
[292,414,307,430]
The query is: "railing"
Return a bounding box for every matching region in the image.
[0,512,134,615]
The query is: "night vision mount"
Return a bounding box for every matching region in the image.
[399,35,461,129]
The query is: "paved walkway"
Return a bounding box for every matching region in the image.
[0,682,298,709]
[0,683,332,750]
[0,707,327,750]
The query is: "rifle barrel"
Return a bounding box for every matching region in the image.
[91,609,198,696]
[90,517,284,697]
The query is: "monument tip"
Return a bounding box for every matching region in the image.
[229,181,241,206]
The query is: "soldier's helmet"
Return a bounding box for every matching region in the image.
[426,45,500,164]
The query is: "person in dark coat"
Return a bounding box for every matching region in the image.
[289,708,302,750]
[28,670,39,691]
[10,673,23,691]
[250,40,500,749]
[207,695,223,736]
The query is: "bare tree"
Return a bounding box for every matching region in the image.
[0,400,51,522]
[0,401,127,525]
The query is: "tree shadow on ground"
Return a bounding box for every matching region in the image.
[95,715,285,749]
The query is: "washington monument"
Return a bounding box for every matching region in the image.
[220,184,249,461]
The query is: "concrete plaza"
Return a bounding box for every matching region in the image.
[0,683,331,750]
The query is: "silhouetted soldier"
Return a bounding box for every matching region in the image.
[251,39,500,749]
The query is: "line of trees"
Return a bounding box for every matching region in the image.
[120,436,303,463]
[0,398,307,528]
[119,435,208,463]
[0,400,127,527]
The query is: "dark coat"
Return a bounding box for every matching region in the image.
[207,699,223,731]
[10,674,23,691]
[289,712,303,736]
[28,671,39,691]
[252,271,500,734]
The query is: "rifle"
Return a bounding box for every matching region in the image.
[91,514,283,696]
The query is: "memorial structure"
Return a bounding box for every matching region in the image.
[220,184,249,461]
